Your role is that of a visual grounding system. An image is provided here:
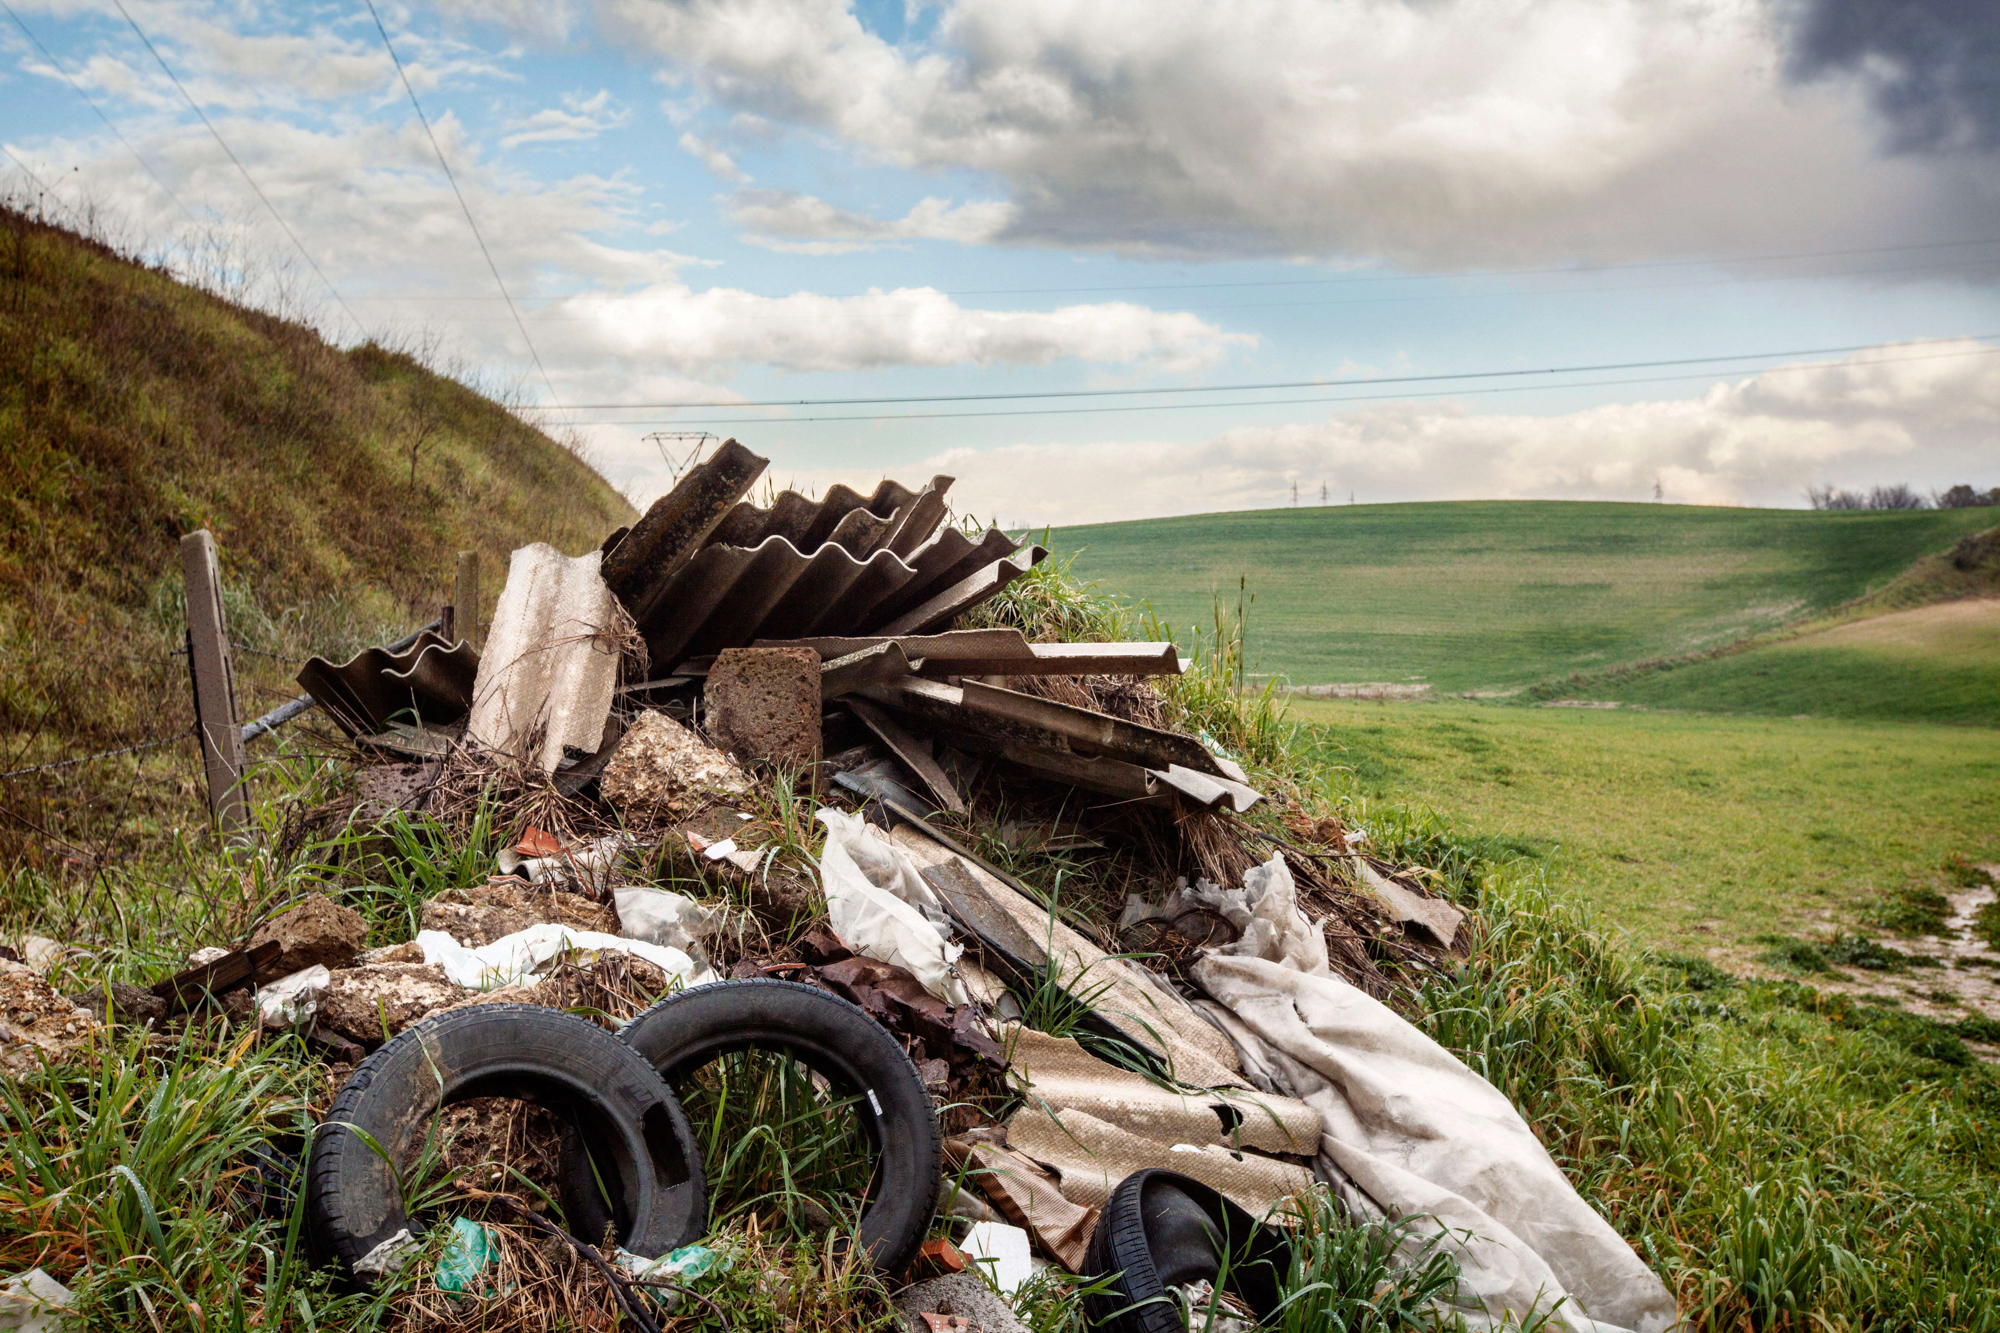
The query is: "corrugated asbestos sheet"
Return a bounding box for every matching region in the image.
[296,631,478,737]
[603,440,1044,671]
[466,543,622,772]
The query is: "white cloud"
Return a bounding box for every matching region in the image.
[726,188,1014,252]
[597,0,2000,266]
[549,283,1253,373]
[677,130,748,181]
[501,89,630,146]
[842,340,2000,525]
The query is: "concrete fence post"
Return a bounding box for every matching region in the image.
[180,530,249,836]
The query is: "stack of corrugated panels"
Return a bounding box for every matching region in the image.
[600,440,1045,673]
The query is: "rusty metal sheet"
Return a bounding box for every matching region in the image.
[603,439,767,623]
[845,695,966,812]
[861,676,1225,776]
[704,477,919,554]
[1146,763,1261,813]
[875,547,1047,636]
[861,526,1023,630]
[820,640,920,698]
[296,631,479,738]
[765,630,1181,679]
[467,543,623,772]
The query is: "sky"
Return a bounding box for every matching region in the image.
[3,0,1997,524]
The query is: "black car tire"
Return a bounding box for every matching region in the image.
[617,978,942,1272]
[307,1004,705,1279]
[1081,1169,1290,1333]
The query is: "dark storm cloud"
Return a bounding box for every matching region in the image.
[1782,0,2000,152]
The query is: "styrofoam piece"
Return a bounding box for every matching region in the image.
[959,1221,1033,1296]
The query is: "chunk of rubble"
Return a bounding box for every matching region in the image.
[892,1272,1031,1333]
[250,893,369,974]
[704,647,822,772]
[420,879,617,948]
[0,933,68,974]
[598,709,750,826]
[318,963,463,1045]
[1,959,103,1074]
[67,980,168,1026]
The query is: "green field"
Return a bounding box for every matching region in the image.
[1591,598,2000,725]
[1054,501,1993,693]
[1292,698,2000,960]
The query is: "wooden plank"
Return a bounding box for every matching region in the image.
[152,939,282,1013]
[454,550,481,648]
[180,530,249,836]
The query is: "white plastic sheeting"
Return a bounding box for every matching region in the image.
[466,544,622,773]
[814,808,967,1005]
[417,924,712,992]
[1186,864,1678,1333]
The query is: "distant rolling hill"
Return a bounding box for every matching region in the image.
[1051,501,1996,697]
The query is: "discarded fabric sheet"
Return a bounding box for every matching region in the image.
[1002,1026,1320,1220]
[1191,955,1677,1333]
[815,809,968,1005]
[466,544,623,772]
[417,923,712,992]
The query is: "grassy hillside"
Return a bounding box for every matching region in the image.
[0,206,635,854]
[1573,527,2000,724]
[1292,698,2000,961]
[1053,501,1994,693]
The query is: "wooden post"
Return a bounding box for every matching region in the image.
[438,602,456,644]
[454,550,480,648]
[180,530,249,836]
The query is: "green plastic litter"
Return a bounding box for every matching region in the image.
[662,1244,730,1281]
[434,1217,498,1298]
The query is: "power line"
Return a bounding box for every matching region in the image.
[552,334,2000,411]
[563,343,2000,426]
[109,0,366,338]
[362,0,564,415]
[1,143,53,194]
[1,0,199,223]
[331,233,2000,304]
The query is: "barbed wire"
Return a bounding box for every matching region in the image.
[0,733,189,781]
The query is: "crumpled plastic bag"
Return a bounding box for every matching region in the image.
[1128,853,1329,976]
[255,964,331,1029]
[815,809,966,1004]
[615,886,716,951]
[417,923,714,992]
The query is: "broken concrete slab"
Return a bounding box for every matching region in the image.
[705,646,822,772]
[250,893,369,974]
[466,543,624,773]
[1355,857,1463,949]
[598,709,750,826]
[420,880,618,948]
[892,1272,1030,1333]
[1,959,102,1074]
[318,963,463,1045]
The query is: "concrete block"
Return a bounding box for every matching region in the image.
[250,893,370,974]
[704,647,822,773]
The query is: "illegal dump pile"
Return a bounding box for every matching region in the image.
[1,443,1679,1333]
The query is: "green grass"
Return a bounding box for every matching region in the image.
[1051,500,1994,693]
[0,205,635,861]
[1291,699,2000,958]
[1583,599,2000,725]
